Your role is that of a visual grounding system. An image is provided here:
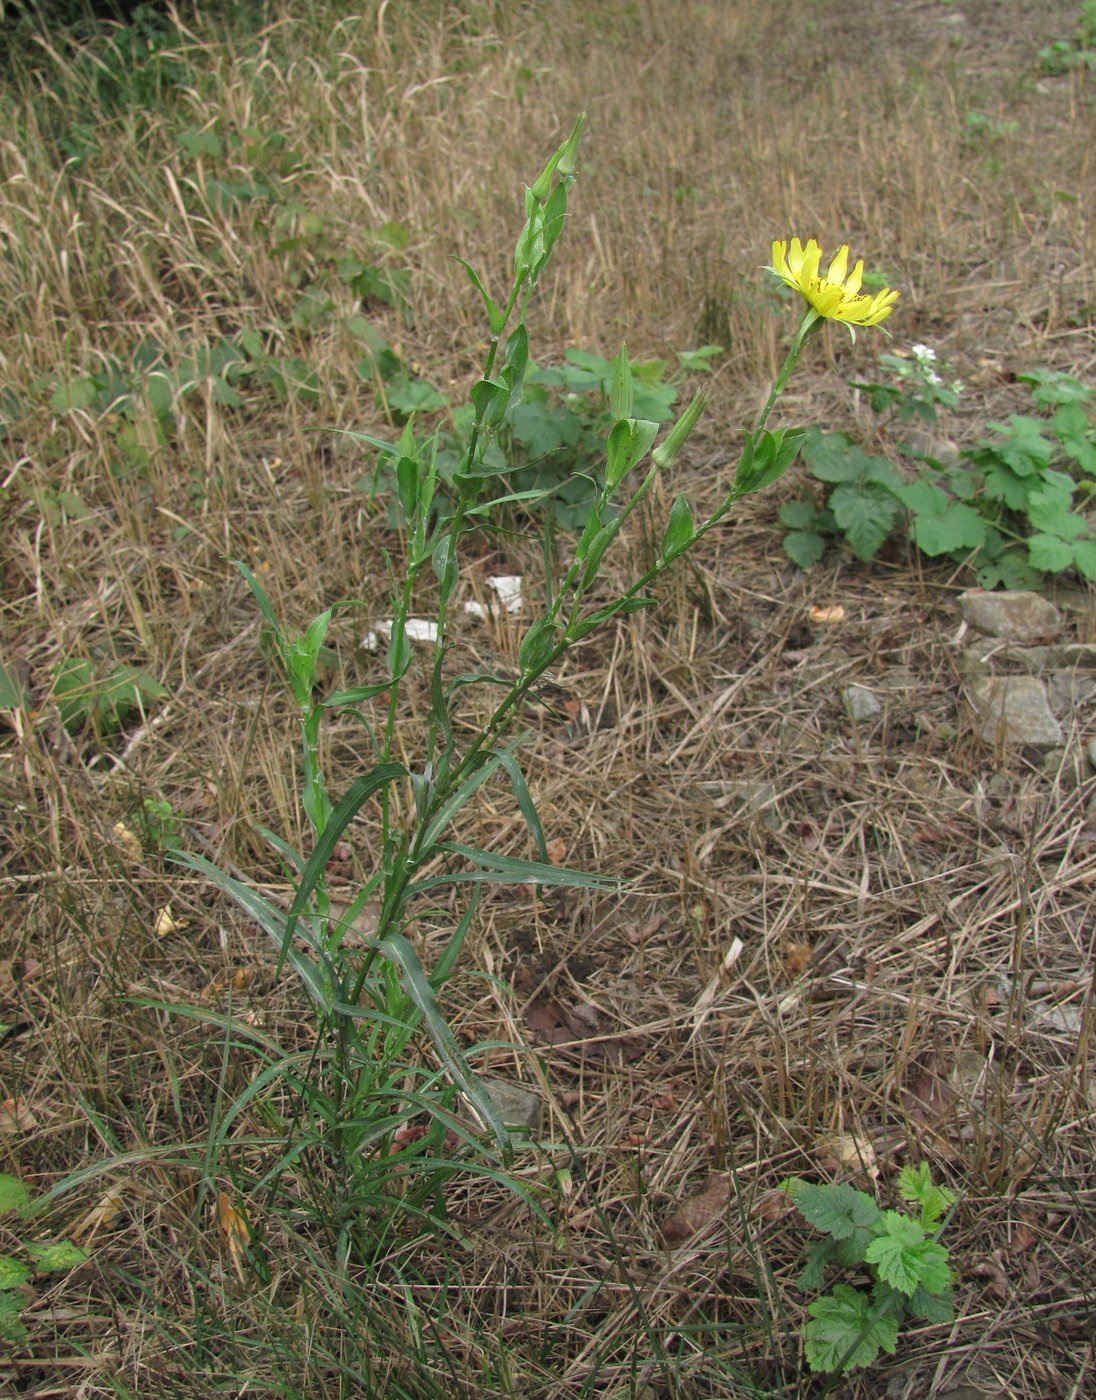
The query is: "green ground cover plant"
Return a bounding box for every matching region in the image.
[0,1173,86,1346]
[780,350,1096,585]
[784,1164,956,1374]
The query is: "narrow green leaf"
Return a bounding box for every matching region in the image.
[378,932,512,1159]
[453,257,505,335]
[610,342,633,422]
[661,493,694,561]
[410,841,617,893]
[171,851,331,1009]
[280,764,407,963]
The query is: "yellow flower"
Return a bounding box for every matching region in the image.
[770,237,898,331]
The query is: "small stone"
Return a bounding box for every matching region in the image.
[959,590,1062,643]
[1047,670,1096,713]
[480,1078,542,1135]
[970,676,1063,748]
[843,684,882,722]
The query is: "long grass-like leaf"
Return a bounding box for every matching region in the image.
[280,762,407,970]
[170,850,332,1009]
[376,932,512,1161]
[409,841,618,893]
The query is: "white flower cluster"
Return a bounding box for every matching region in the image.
[910,343,962,396]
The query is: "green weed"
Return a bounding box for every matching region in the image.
[784,1164,956,1374]
[0,1173,87,1347]
[781,351,1096,585]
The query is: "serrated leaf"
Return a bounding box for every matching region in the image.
[787,1181,880,1240]
[804,1283,898,1372]
[864,1212,938,1295]
[784,530,826,570]
[1071,538,1096,580]
[1028,533,1076,573]
[779,499,822,530]
[898,1163,955,1230]
[830,481,903,561]
[907,1280,955,1323]
[798,1237,840,1291]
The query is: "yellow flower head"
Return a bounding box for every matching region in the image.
[769,237,898,333]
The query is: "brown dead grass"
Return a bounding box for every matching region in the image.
[1,0,1095,1396]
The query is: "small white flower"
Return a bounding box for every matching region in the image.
[911,342,936,362]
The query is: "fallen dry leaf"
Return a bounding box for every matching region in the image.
[111,820,142,865]
[216,1191,251,1283]
[809,603,847,625]
[782,940,812,979]
[0,1097,38,1132]
[660,1172,732,1244]
[545,837,568,866]
[815,1131,879,1182]
[154,905,185,938]
[523,997,637,1065]
[69,1183,128,1242]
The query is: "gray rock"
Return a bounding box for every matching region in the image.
[481,1078,542,1135]
[843,684,883,722]
[959,591,1062,643]
[970,676,1063,748]
[1047,670,1096,713]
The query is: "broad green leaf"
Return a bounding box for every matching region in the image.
[798,1237,840,1291]
[0,1255,29,1288]
[1071,538,1096,580]
[830,481,904,561]
[27,1239,87,1273]
[784,530,826,570]
[0,1175,30,1216]
[779,499,822,530]
[786,1181,880,1240]
[907,1280,955,1323]
[898,1163,955,1230]
[0,1290,27,1344]
[805,1284,898,1373]
[1028,533,1076,573]
[864,1211,941,1295]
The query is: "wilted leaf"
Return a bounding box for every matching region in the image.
[524,997,636,1065]
[660,1172,732,1243]
[0,1098,39,1132]
[216,1191,251,1283]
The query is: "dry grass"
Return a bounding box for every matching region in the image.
[1,0,1095,1396]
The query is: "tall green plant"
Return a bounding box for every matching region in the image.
[134,140,890,1266]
